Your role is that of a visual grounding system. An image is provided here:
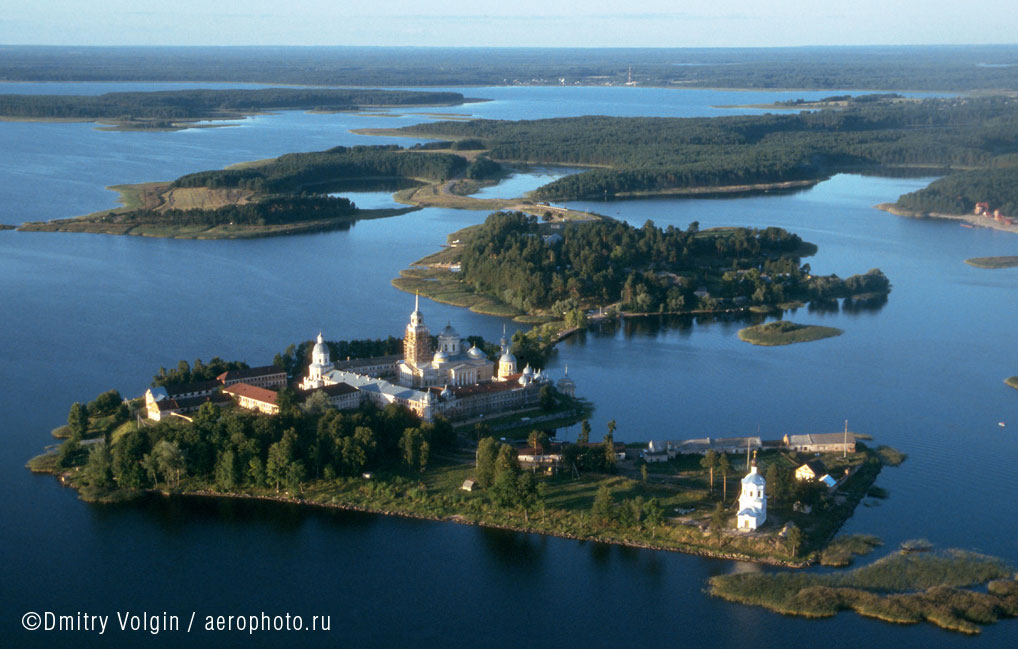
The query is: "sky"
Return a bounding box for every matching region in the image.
[1,0,1016,47]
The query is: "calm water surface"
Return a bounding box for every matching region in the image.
[1,84,1016,649]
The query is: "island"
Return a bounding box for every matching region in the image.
[0,87,476,131]
[392,211,891,345]
[1006,376,1018,390]
[738,321,844,346]
[965,256,1018,269]
[29,302,908,569]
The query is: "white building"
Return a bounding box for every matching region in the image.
[737,457,767,531]
[301,332,334,390]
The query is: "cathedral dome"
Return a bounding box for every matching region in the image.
[440,323,459,338]
[433,349,449,364]
[499,350,517,365]
[522,363,533,376]
[440,385,454,400]
[467,345,486,360]
[312,332,329,364]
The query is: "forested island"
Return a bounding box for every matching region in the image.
[17,144,501,238]
[3,45,1018,91]
[395,211,890,324]
[368,96,1018,226]
[0,87,473,131]
[29,334,906,568]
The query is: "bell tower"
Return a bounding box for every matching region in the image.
[404,294,432,367]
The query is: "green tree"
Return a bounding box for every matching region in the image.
[475,437,500,487]
[709,502,727,545]
[490,444,522,508]
[214,450,239,491]
[527,429,549,453]
[67,402,88,440]
[786,524,803,557]
[718,453,732,501]
[399,427,430,472]
[266,432,296,492]
[112,430,149,489]
[701,450,719,494]
[765,463,783,503]
[591,484,614,526]
[83,442,115,491]
[578,420,591,445]
[152,440,185,486]
[603,428,617,473]
[644,497,664,531]
[248,456,266,487]
[516,471,543,522]
[301,389,332,416]
[57,437,81,468]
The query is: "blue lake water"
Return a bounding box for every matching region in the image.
[2,83,1017,649]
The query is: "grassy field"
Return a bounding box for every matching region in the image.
[738,321,844,346]
[709,549,1018,634]
[965,256,1018,269]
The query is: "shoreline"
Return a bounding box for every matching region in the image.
[875,203,1018,234]
[170,489,810,567]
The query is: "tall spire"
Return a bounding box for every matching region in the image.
[415,292,419,312]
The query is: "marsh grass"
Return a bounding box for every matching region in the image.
[710,550,1017,634]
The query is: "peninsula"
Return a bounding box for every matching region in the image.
[16,144,481,238]
[361,96,1018,230]
[0,87,475,131]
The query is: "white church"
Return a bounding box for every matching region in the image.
[736,453,767,531]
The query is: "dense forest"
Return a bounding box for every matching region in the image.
[896,167,1018,216]
[66,396,457,499]
[171,145,469,192]
[396,97,1018,201]
[3,45,1018,91]
[113,195,358,228]
[455,212,890,314]
[0,88,467,121]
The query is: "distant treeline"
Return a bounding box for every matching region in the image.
[897,167,1018,216]
[455,211,888,314]
[398,97,1018,200]
[117,196,357,227]
[0,88,466,121]
[172,145,468,193]
[3,45,1018,91]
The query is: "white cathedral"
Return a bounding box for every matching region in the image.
[736,453,767,531]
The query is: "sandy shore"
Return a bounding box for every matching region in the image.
[876,203,1018,235]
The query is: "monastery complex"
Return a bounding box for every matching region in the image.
[145,297,575,423]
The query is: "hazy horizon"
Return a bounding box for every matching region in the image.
[2,1,1016,48]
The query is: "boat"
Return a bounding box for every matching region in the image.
[999,422,1006,427]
